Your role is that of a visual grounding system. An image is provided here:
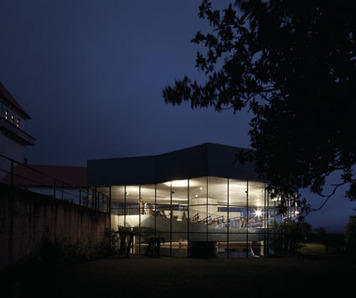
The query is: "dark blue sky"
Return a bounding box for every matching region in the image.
[1,0,247,165]
[1,0,355,232]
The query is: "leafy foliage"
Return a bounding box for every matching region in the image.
[345,215,356,254]
[101,228,120,255]
[163,0,356,211]
[272,221,311,256]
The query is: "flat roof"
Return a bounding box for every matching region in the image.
[87,143,261,186]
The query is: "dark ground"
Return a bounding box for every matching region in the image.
[4,252,355,298]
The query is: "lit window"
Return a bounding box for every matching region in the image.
[16,119,21,128]
[11,114,14,122]
[5,110,8,120]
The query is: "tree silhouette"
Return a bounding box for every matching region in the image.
[163,0,356,213]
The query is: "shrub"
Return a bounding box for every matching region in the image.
[345,215,356,256]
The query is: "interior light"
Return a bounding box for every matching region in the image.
[255,209,262,217]
[157,198,188,201]
[164,180,188,187]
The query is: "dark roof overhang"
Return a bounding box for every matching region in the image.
[0,119,35,146]
[87,143,261,186]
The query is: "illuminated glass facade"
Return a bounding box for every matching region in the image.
[88,143,297,258]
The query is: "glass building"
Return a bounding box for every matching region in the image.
[88,143,297,258]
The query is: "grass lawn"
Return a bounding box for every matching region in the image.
[300,242,326,255]
[6,252,355,298]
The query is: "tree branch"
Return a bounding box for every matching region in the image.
[310,181,350,212]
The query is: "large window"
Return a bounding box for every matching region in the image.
[104,176,284,258]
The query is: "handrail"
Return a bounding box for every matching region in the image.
[0,153,109,213]
[0,153,62,184]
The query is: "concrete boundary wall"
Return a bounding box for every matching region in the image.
[0,184,110,269]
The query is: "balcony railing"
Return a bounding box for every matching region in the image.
[0,153,109,213]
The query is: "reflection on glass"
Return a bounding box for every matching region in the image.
[140,184,155,214]
[189,177,207,222]
[111,186,125,215]
[189,177,207,242]
[172,180,188,235]
[207,177,227,239]
[95,186,107,212]
[125,185,139,229]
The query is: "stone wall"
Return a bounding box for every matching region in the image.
[0,184,110,269]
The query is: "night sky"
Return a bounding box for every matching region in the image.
[1,0,355,232]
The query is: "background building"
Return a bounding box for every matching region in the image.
[88,143,297,257]
[0,81,35,180]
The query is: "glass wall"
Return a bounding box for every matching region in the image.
[106,176,286,258]
[207,177,227,255]
[171,180,188,256]
[189,177,207,243]
[111,186,125,217]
